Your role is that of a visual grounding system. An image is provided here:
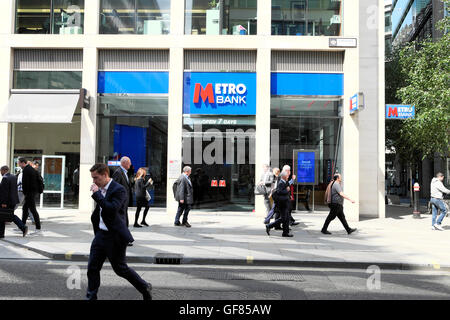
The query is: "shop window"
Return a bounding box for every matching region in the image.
[16,0,84,34]
[99,0,171,34]
[185,0,257,35]
[13,71,82,89]
[271,0,342,36]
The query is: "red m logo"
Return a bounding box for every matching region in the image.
[388,107,398,117]
[193,83,215,104]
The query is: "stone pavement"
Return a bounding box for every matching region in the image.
[1,205,449,270]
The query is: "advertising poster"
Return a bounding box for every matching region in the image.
[44,158,63,191]
[297,151,316,184]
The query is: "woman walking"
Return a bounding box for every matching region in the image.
[134,168,153,228]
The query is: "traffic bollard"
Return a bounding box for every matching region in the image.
[413,182,421,219]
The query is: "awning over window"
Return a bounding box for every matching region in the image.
[1,93,79,123]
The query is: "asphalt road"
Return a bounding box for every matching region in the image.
[0,257,449,300]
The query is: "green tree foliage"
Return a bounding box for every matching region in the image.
[394,0,450,160]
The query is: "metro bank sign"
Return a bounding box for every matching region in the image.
[183,72,256,115]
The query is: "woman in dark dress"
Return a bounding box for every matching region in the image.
[134,168,153,227]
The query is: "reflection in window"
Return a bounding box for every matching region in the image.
[185,0,257,35]
[271,0,342,36]
[13,71,82,89]
[99,0,171,34]
[16,0,84,34]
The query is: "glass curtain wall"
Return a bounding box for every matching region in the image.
[16,0,84,34]
[271,0,342,36]
[271,97,342,212]
[100,0,171,34]
[97,95,168,207]
[185,0,257,35]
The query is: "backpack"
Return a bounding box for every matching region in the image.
[324,180,335,205]
[172,178,180,199]
[37,174,44,194]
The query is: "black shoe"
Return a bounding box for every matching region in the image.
[86,292,98,300]
[133,223,142,228]
[266,225,271,236]
[321,230,332,235]
[290,222,300,226]
[174,222,181,226]
[347,228,357,235]
[23,226,28,237]
[142,284,152,300]
[141,221,149,227]
[183,222,191,228]
[282,233,294,238]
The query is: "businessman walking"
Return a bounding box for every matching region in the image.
[86,163,152,300]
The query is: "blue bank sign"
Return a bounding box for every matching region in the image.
[296,151,317,185]
[386,104,415,119]
[183,72,256,115]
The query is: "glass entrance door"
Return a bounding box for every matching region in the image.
[182,115,255,211]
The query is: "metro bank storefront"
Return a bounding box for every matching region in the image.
[96,50,344,213]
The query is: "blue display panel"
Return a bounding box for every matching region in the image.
[183,72,257,115]
[98,71,169,94]
[297,151,316,184]
[271,73,344,96]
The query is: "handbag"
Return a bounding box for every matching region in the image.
[145,190,151,201]
[254,184,267,195]
[0,207,14,223]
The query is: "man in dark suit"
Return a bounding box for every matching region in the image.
[265,171,293,237]
[174,166,193,228]
[18,157,41,230]
[0,166,28,238]
[112,156,132,228]
[86,163,152,300]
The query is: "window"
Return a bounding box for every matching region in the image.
[13,71,82,89]
[185,0,257,35]
[16,0,84,34]
[271,0,342,36]
[99,0,171,34]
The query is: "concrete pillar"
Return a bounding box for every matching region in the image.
[254,48,272,217]
[0,1,14,168]
[257,0,272,36]
[166,47,184,215]
[342,0,360,222]
[78,0,100,213]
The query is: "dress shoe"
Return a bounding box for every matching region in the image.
[347,228,357,235]
[23,226,28,237]
[174,221,181,226]
[266,225,271,236]
[290,222,300,226]
[282,233,294,237]
[133,223,142,228]
[86,292,98,300]
[321,230,332,235]
[183,222,192,228]
[141,221,149,227]
[142,283,152,300]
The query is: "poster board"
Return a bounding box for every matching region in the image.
[40,155,66,209]
[293,149,318,185]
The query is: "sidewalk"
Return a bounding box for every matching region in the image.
[1,205,449,270]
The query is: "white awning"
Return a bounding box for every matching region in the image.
[1,93,79,123]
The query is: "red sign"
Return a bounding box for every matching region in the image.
[193,83,215,104]
[219,180,226,187]
[211,180,218,187]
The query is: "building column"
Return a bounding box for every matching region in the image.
[342,0,360,222]
[0,1,14,168]
[78,0,99,213]
[166,47,184,215]
[254,48,272,217]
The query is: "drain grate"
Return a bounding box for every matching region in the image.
[154,253,183,264]
[188,271,305,282]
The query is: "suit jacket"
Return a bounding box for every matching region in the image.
[176,174,194,205]
[91,179,133,245]
[21,164,40,194]
[0,173,20,209]
[275,179,290,205]
[112,167,132,207]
